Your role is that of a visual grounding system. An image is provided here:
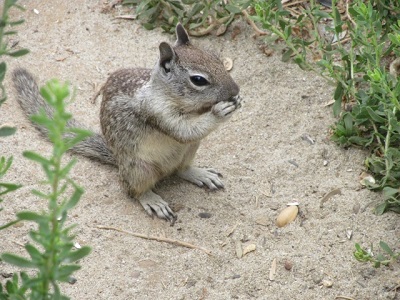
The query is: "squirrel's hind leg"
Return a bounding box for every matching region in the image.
[119,159,177,222]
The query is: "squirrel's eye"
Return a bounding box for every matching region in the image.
[190,75,209,86]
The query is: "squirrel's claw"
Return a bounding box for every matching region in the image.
[178,167,224,190]
[212,95,242,118]
[139,190,177,223]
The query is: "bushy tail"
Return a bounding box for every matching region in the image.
[12,68,117,166]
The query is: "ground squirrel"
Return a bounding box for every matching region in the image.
[13,23,241,222]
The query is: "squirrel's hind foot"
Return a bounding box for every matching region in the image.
[139,190,177,223]
[178,167,224,190]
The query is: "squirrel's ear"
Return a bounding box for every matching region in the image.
[175,23,190,46]
[159,42,175,73]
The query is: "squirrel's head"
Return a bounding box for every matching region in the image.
[154,23,240,114]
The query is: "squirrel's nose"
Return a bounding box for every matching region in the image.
[231,81,240,96]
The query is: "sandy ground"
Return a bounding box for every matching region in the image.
[1,1,399,299]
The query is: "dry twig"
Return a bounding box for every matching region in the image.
[284,0,310,8]
[96,225,213,255]
[241,9,268,36]
[345,0,356,27]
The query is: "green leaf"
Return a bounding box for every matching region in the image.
[8,19,24,26]
[142,23,155,30]
[373,261,381,268]
[187,3,205,20]
[31,189,50,199]
[4,30,18,36]
[0,183,22,196]
[343,113,353,133]
[225,4,242,14]
[333,83,344,117]
[374,202,387,215]
[388,33,400,46]
[0,156,13,176]
[313,9,330,19]
[63,185,83,211]
[59,159,77,179]
[0,62,6,83]
[17,211,46,222]
[5,276,17,294]
[0,126,16,137]
[1,253,37,268]
[379,241,394,256]
[23,151,51,166]
[141,3,160,22]
[366,107,386,123]
[7,48,29,57]
[383,186,399,198]
[281,49,293,62]
[56,265,81,282]
[63,246,91,263]
[25,244,43,262]
[0,219,20,230]
[122,0,141,4]
[169,1,183,10]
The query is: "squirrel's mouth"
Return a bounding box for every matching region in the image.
[229,95,242,108]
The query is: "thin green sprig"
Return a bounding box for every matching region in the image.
[354,241,400,268]
[0,80,92,299]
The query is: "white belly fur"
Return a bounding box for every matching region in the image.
[136,131,189,175]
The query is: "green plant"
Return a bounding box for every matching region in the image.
[0,156,21,216]
[354,241,400,268]
[0,80,91,299]
[253,0,400,214]
[0,0,29,211]
[0,0,29,108]
[122,0,250,35]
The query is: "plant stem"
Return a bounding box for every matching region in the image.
[370,121,384,153]
[383,106,396,185]
[0,0,10,55]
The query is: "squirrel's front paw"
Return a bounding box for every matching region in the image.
[139,190,177,223]
[178,167,224,190]
[212,95,242,118]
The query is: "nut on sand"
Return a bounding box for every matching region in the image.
[276,205,299,227]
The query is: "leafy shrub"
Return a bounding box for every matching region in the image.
[122,0,250,35]
[253,0,400,214]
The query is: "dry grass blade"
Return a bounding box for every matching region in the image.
[320,188,342,208]
[269,258,277,281]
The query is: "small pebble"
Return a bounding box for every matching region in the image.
[352,202,360,214]
[322,279,333,288]
[198,212,212,219]
[284,260,293,271]
[312,274,323,284]
[68,277,77,285]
